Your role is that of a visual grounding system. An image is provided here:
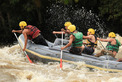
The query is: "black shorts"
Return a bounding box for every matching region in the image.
[82,46,94,55]
[69,47,82,55]
[32,34,48,46]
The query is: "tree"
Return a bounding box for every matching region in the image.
[98,0,122,33]
[99,0,122,22]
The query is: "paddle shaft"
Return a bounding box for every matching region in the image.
[98,40,106,50]
[61,32,63,58]
[60,32,63,69]
[14,33,33,63]
[54,34,58,38]
[98,39,110,69]
[96,34,106,49]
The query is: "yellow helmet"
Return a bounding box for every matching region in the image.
[19,21,27,29]
[68,25,76,32]
[108,32,116,38]
[64,22,72,27]
[88,28,95,35]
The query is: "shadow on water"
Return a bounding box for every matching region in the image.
[44,2,109,41]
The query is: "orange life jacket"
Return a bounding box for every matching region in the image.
[24,25,40,40]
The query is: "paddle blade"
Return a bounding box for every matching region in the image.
[26,55,33,63]
[60,58,62,68]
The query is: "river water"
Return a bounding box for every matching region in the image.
[0,34,122,82]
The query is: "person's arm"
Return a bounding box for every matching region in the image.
[61,35,74,50]
[83,35,91,39]
[98,38,112,42]
[53,31,65,34]
[12,30,22,33]
[22,29,28,51]
[82,35,91,44]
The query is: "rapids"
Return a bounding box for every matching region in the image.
[0,35,122,82]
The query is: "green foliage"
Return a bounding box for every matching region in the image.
[0,0,121,45]
[74,0,79,3]
[0,0,41,44]
[64,0,69,4]
[99,0,122,22]
[58,0,79,5]
[9,0,19,5]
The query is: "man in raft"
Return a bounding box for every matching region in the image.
[12,21,48,51]
[82,28,97,55]
[61,25,83,55]
[94,32,121,58]
[52,22,72,46]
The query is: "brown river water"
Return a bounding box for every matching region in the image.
[0,34,122,82]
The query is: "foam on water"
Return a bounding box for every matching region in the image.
[0,3,122,81]
[0,38,122,82]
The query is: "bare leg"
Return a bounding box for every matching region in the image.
[81,45,85,52]
[112,51,117,58]
[117,58,122,62]
[94,49,105,57]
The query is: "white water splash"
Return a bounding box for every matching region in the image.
[0,35,122,81]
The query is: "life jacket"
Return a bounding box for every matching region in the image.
[24,25,40,40]
[106,39,121,52]
[72,32,83,47]
[86,35,97,48]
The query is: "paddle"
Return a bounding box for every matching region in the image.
[96,34,106,49]
[97,38,111,69]
[60,32,63,69]
[14,33,33,63]
[98,40,105,50]
[54,34,58,38]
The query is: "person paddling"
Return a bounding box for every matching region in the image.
[12,21,48,51]
[52,22,72,46]
[53,21,72,40]
[82,28,97,55]
[61,25,83,55]
[94,32,121,58]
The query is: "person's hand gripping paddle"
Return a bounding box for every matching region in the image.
[14,33,33,63]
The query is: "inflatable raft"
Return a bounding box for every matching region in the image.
[18,34,122,72]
